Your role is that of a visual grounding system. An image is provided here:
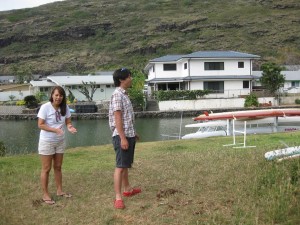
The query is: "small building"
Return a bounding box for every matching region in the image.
[253,70,300,94]
[30,71,115,102]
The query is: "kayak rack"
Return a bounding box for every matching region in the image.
[223,120,256,148]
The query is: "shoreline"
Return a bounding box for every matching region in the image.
[1,106,300,120]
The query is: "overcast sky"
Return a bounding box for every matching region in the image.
[0,0,65,12]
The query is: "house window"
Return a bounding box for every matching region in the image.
[168,83,180,90]
[163,64,177,71]
[96,85,100,88]
[243,81,249,89]
[153,66,155,72]
[204,81,224,93]
[106,85,111,88]
[291,81,299,87]
[157,83,167,90]
[184,63,187,70]
[40,87,49,92]
[238,62,244,68]
[204,62,224,70]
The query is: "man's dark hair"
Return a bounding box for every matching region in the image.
[113,68,131,87]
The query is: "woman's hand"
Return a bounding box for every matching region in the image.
[55,125,64,136]
[67,125,77,134]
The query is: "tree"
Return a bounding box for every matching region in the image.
[8,95,16,101]
[128,69,146,110]
[259,62,285,96]
[12,65,33,84]
[78,81,98,102]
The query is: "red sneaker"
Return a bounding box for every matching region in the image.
[114,199,125,209]
[123,188,142,197]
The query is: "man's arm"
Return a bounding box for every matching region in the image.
[114,110,129,150]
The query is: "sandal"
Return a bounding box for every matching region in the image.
[42,199,55,205]
[57,193,72,198]
[123,187,141,197]
[114,199,125,209]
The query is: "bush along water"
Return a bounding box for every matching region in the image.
[0,141,6,157]
[24,95,38,109]
[244,93,259,107]
[154,90,210,101]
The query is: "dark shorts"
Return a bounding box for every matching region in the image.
[112,135,136,168]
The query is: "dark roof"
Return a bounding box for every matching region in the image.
[183,75,259,80]
[184,51,260,59]
[50,72,73,76]
[147,77,185,83]
[149,55,186,62]
[149,51,260,63]
[252,70,300,81]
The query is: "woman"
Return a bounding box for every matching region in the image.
[37,86,77,205]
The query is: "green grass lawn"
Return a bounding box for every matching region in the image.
[1,132,300,225]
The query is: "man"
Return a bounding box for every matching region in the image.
[109,68,141,209]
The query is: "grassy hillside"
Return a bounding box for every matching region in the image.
[0,0,299,75]
[1,132,300,224]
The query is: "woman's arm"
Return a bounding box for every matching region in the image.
[65,117,77,134]
[38,118,63,135]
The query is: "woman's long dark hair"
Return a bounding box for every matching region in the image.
[49,86,67,116]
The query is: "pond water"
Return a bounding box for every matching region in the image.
[0,117,197,155]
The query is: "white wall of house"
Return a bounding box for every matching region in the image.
[189,59,251,76]
[188,80,250,98]
[150,63,184,79]
[0,90,31,101]
[158,97,275,111]
[66,86,115,101]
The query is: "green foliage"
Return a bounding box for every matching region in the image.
[67,88,76,103]
[154,90,210,101]
[11,65,33,84]
[244,93,259,107]
[1,0,300,75]
[24,95,38,109]
[8,95,16,101]
[259,62,285,96]
[16,100,26,106]
[295,99,300,104]
[35,91,47,103]
[128,69,146,110]
[0,141,6,157]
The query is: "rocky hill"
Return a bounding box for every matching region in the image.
[0,0,299,75]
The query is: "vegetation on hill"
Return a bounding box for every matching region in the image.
[0,0,299,75]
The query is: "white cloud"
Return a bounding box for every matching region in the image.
[0,0,65,12]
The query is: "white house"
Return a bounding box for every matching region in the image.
[29,71,115,102]
[144,50,260,98]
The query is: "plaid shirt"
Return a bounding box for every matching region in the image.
[109,87,135,137]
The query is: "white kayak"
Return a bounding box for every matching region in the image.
[264,146,300,160]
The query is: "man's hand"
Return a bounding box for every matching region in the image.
[121,137,129,150]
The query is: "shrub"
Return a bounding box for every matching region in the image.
[24,95,38,109]
[16,100,26,106]
[244,93,259,107]
[0,141,6,157]
[295,99,300,104]
[35,92,47,103]
[154,90,210,101]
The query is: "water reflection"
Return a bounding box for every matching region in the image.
[0,117,195,155]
